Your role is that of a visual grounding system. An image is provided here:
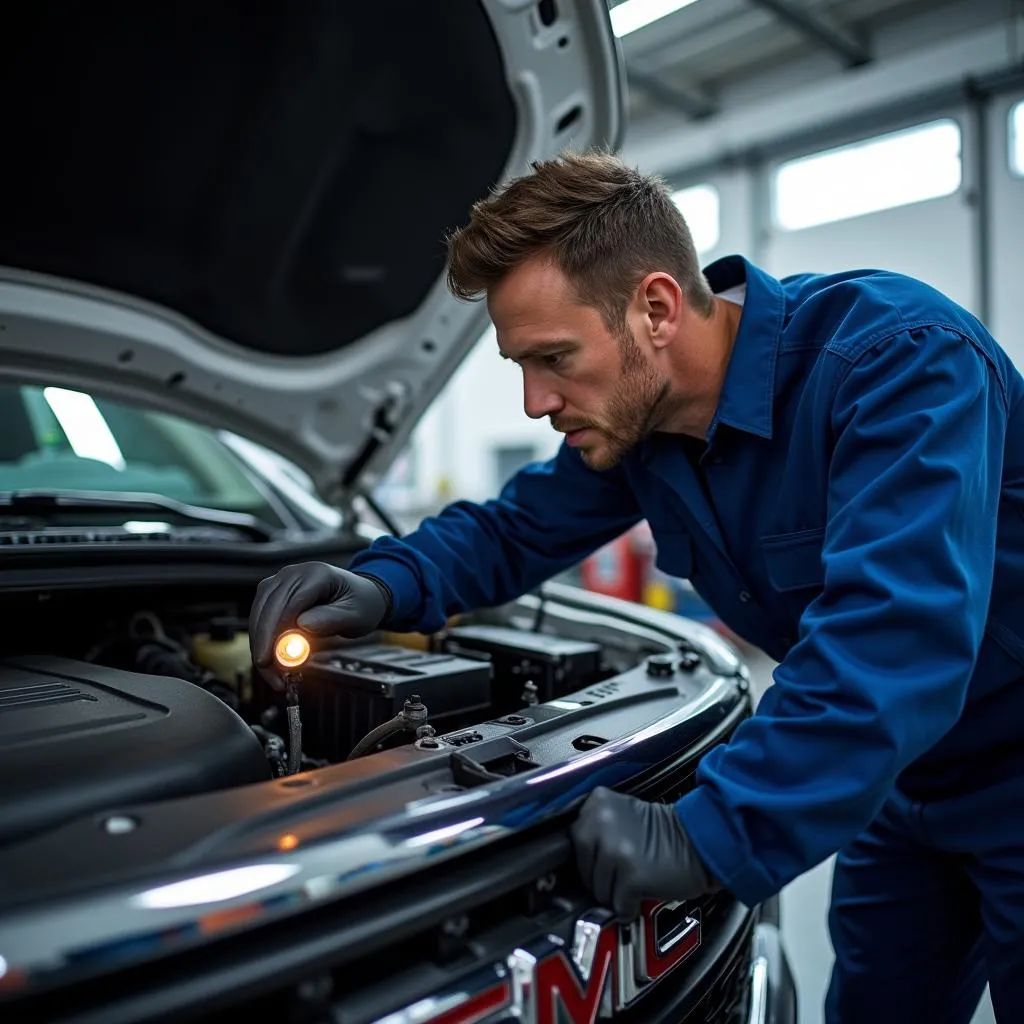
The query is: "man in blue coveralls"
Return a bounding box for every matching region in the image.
[250,152,1024,1022]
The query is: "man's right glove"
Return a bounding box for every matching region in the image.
[571,786,719,922]
[249,562,391,690]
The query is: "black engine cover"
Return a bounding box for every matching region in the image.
[0,655,270,844]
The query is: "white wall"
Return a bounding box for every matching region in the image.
[689,168,756,265]
[624,8,1017,182]
[409,325,563,505]
[989,93,1024,364]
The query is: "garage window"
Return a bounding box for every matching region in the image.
[1011,100,1024,177]
[671,183,720,255]
[493,444,537,489]
[772,119,963,231]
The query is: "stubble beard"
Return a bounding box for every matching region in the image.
[576,327,678,472]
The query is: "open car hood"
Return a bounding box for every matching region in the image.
[0,1,624,505]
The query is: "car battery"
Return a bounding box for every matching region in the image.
[302,643,492,762]
[439,624,602,710]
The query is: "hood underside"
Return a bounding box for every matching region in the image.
[0,0,624,503]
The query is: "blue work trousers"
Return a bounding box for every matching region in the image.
[825,774,1024,1023]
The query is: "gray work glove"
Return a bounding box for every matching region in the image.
[571,786,719,921]
[249,562,391,690]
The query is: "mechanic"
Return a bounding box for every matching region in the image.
[250,151,1024,1023]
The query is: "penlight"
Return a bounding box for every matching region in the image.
[274,631,311,670]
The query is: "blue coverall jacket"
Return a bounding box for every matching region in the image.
[350,254,1024,939]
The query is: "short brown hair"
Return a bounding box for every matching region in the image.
[445,150,714,328]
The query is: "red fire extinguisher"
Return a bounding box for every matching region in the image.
[580,526,645,603]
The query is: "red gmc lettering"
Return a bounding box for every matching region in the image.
[640,900,702,983]
[534,926,618,1024]
[381,900,703,1024]
[421,979,512,1024]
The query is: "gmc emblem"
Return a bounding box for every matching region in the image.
[378,900,701,1024]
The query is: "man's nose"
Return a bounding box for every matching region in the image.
[523,375,564,420]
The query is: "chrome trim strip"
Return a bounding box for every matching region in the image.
[618,921,641,1008]
[654,906,700,957]
[508,948,538,1022]
[571,913,609,983]
[747,955,769,1024]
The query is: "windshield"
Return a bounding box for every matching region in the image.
[0,384,285,525]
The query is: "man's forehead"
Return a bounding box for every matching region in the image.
[487,257,606,360]
[488,257,578,318]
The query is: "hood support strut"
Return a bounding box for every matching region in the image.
[326,382,410,528]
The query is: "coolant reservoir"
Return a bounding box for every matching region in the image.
[191,620,253,702]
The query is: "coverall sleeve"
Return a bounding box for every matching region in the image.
[348,441,642,633]
[675,325,1008,906]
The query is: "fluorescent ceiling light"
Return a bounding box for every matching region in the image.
[610,0,699,37]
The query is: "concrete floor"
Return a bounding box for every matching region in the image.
[744,650,997,1024]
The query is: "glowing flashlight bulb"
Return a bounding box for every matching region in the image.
[274,631,311,670]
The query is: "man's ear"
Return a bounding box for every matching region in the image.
[636,273,684,351]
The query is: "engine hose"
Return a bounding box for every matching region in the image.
[286,701,303,775]
[347,715,409,760]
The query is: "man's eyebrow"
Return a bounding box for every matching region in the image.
[499,339,580,361]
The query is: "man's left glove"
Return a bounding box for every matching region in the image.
[570,786,719,921]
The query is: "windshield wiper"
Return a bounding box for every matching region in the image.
[0,490,276,541]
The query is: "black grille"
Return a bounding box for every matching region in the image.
[691,930,753,1023]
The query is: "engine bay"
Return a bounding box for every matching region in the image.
[0,583,634,844]
[0,571,753,1023]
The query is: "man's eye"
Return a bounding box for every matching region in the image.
[543,353,565,368]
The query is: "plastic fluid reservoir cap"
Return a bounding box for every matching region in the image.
[275,631,311,669]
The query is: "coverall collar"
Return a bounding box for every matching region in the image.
[703,255,786,443]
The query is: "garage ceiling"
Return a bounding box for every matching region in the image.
[611,0,1024,125]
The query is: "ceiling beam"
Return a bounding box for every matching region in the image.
[747,0,871,67]
[627,67,717,120]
